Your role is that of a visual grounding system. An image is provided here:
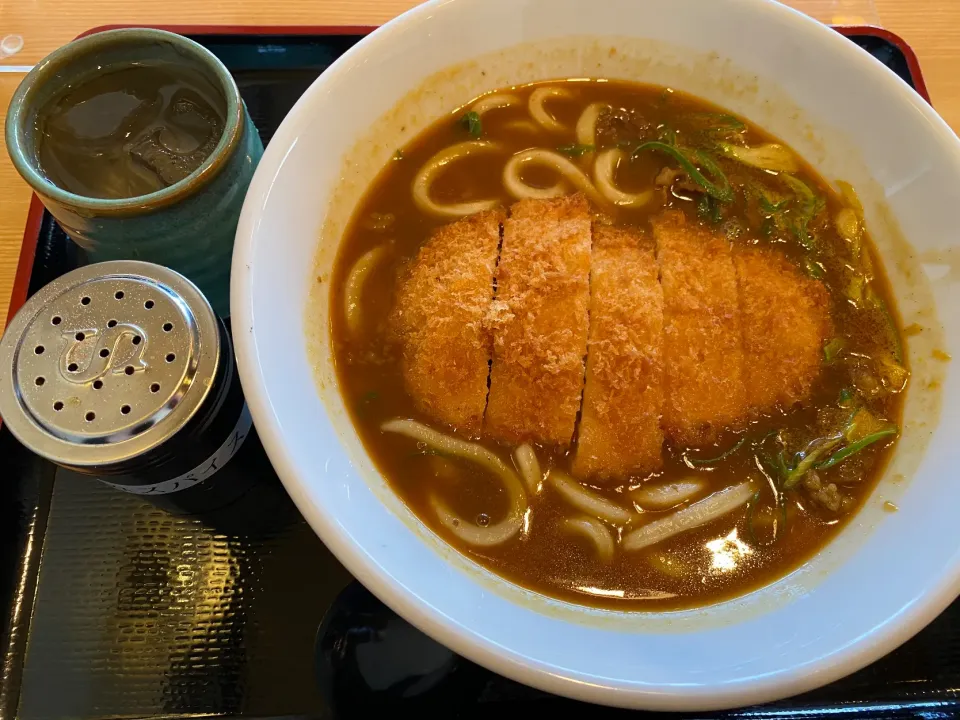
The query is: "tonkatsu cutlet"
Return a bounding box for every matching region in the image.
[391,197,831,465]
[735,247,832,411]
[485,193,592,445]
[653,211,747,446]
[391,208,503,434]
[573,225,664,480]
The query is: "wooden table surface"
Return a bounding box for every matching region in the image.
[0,0,957,327]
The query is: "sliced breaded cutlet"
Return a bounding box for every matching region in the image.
[735,248,831,411]
[391,209,503,435]
[653,211,747,446]
[485,194,592,446]
[573,225,664,480]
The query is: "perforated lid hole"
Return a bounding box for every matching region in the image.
[34,345,44,355]
[163,322,173,332]
[35,376,44,386]
[85,411,95,422]
[114,291,124,300]
[107,319,117,328]
[132,336,142,345]
[124,366,134,376]
[150,383,160,393]
[99,348,109,358]
[67,363,78,372]
[51,316,61,325]
[80,296,91,306]
[165,353,176,363]
[93,380,103,390]
[121,405,131,415]
[75,332,85,341]
[144,299,154,309]
[53,401,63,411]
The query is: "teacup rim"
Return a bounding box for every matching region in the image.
[4,27,245,216]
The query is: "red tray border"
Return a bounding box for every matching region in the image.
[4,23,930,331]
[835,24,931,102]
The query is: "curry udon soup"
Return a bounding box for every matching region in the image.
[328,80,907,611]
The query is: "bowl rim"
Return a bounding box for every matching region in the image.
[231,0,960,709]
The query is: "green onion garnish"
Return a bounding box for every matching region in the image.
[697,194,722,224]
[866,288,905,364]
[459,111,482,138]
[783,436,844,489]
[631,141,734,203]
[823,338,845,363]
[759,193,788,214]
[690,112,746,136]
[815,427,898,470]
[780,174,825,251]
[556,143,596,157]
[684,436,747,467]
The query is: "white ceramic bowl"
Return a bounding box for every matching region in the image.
[231,0,960,710]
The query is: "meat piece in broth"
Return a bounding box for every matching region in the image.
[485,193,592,445]
[391,209,503,434]
[735,248,832,411]
[573,225,664,479]
[653,210,748,445]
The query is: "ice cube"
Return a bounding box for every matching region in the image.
[127,91,223,187]
[166,91,223,149]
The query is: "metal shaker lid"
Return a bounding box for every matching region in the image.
[0,260,220,467]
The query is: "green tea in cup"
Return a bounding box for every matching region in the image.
[37,62,227,199]
[6,29,264,316]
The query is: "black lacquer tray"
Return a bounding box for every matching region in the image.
[1,26,952,720]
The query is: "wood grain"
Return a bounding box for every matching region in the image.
[0,0,957,328]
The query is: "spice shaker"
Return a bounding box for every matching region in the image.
[0,260,260,514]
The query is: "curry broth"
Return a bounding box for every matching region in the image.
[328,80,905,610]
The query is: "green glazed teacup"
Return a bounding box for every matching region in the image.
[5,28,263,316]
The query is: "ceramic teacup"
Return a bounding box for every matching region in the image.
[5,28,263,316]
